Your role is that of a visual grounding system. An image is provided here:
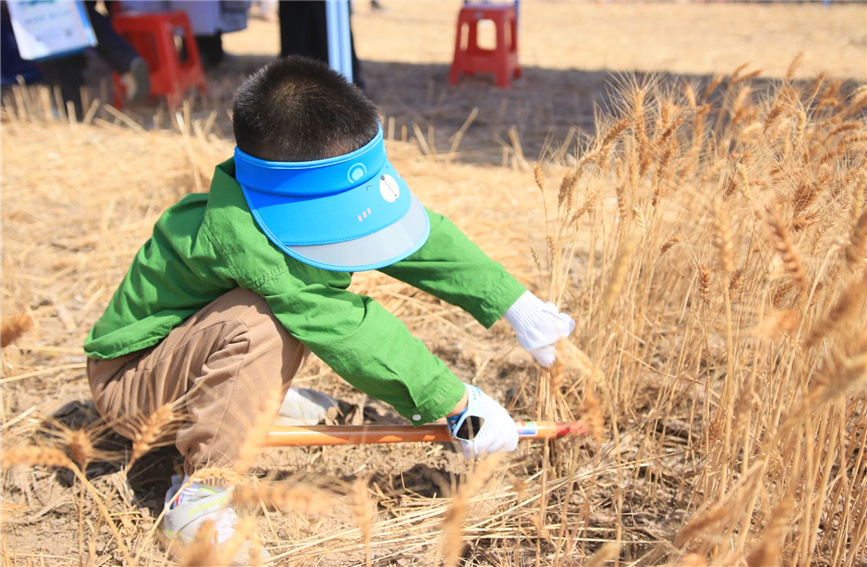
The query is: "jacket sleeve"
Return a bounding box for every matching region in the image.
[379,209,526,328]
[254,266,467,425]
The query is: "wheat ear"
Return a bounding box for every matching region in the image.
[766,206,807,294]
[807,273,867,347]
[1,445,73,469]
[129,403,177,467]
[65,429,94,470]
[0,313,33,348]
[713,197,735,273]
[699,265,712,305]
[586,542,622,567]
[675,503,730,547]
[661,234,684,256]
[533,163,544,192]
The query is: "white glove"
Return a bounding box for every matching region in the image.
[446,384,519,459]
[503,291,575,367]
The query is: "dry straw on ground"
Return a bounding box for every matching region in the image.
[2,57,866,566]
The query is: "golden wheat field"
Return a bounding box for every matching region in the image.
[2,1,867,566]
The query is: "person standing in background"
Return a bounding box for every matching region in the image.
[11,0,149,119]
[277,0,364,89]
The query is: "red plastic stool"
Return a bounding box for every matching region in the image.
[110,11,207,110]
[449,3,521,88]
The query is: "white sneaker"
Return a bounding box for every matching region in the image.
[162,475,268,565]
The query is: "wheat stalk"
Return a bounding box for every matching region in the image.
[845,209,867,269]
[439,455,502,567]
[851,170,867,225]
[352,476,374,567]
[746,494,794,567]
[233,481,332,515]
[210,516,257,567]
[179,520,219,567]
[233,384,283,475]
[601,228,639,313]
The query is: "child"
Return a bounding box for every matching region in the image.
[84,56,574,560]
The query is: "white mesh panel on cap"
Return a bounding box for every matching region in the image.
[287,195,429,271]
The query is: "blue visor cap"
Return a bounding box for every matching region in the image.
[235,127,430,272]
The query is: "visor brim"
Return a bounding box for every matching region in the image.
[283,194,430,272]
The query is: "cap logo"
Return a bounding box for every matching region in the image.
[348,163,367,183]
[380,174,400,202]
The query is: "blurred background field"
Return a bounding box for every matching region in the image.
[74,0,867,164]
[2,1,866,566]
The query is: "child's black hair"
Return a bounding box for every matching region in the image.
[232,56,380,162]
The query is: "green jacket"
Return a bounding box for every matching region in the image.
[84,159,526,424]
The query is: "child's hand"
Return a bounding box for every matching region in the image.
[446,384,518,459]
[504,291,575,367]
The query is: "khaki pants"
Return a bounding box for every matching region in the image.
[87,288,305,478]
